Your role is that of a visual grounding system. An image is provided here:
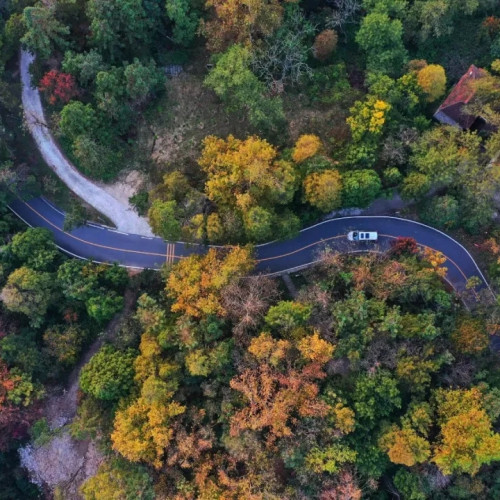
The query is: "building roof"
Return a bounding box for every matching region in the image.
[433,65,487,129]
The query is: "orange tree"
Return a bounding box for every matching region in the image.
[166,247,255,318]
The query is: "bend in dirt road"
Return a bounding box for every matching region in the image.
[20,50,153,237]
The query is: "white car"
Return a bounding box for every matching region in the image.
[347,231,378,242]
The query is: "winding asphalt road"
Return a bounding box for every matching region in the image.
[16,50,493,300]
[8,197,493,301]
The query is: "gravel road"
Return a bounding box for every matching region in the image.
[20,50,153,236]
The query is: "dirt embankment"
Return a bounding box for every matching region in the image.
[20,289,137,499]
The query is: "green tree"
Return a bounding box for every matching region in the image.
[59,102,99,142]
[86,0,156,61]
[10,228,59,271]
[355,12,408,76]
[43,325,87,366]
[410,126,482,186]
[165,0,199,46]
[363,0,408,16]
[123,58,165,107]
[72,135,123,181]
[265,301,312,336]
[401,172,431,200]
[204,45,285,134]
[305,444,357,474]
[185,340,233,377]
[148,200,182,240]
[420,195,459,229]
[393,469,427,500]
[94,67,131,128]
[0,330,46,379]
[80,345,136,401]
[62,50,107,87]
[3,14,26,64]
[342,170,381,208]
[22,5,69,60]
[57,259,99,302]
[408,0,479,42]
[80,458,154,500]
[86,292,124,324]
[353,369,401,427]
[1,267,54,328]
[244,206,274,242]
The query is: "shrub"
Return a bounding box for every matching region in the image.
[420,195,459,229]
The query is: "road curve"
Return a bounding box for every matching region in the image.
[20,50,153,237]
[9,197,493,301]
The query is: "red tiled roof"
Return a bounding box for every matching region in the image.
[434,65,487,129]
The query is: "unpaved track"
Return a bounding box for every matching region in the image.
[20,50,153,236]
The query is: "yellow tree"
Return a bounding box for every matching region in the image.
[229,331,333,444]
[292,134,322,163]
[303,170,343,212]
[111,376,186,468]
[297,331,335,364]
[380,426,431,466]
[422,247,447,278]
[451,317,490,355]
[433,409,500,475]
[199,135,297,211]
[417,64,447,102]
[229,362,328,442]
[200,0,294,53]
[167,247,255,318]
[432,388,500,475]
[347,97,391,142]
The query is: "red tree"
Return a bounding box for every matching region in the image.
[39,70,78,105]
[390,237,418,256]
[0,361,39,450]
[483,16,500,38]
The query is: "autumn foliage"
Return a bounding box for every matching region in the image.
[167,247,255,318]
[417,64,447,102]
[229,331,331,444]
[303,169,343,212]
[39,70,78,105]
[451,317,490,354]
[483,16,500,38]
[292,134,322,163]
[313,29,338,61]
[390,236,419,256]
[201,0,293,52]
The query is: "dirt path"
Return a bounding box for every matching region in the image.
[20,50,153,237]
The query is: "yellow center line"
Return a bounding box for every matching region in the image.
[256,234,345,262]
[21,200,480,294]
[23,200,167,257]
[166,243,178,263]
[256,232,476,291]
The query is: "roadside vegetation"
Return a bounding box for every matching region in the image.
[7,0,500,243]
[2,0,500,498]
